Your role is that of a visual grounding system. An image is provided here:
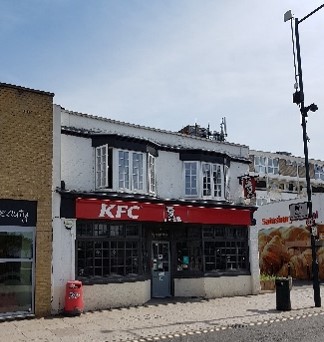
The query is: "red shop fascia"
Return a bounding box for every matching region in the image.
[66,196,257,226]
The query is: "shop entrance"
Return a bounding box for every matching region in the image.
[0,227,35,315]
[151,241,171,297]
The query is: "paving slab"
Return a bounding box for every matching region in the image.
[0,283,323,342]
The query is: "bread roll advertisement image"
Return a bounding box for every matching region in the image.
[259,224,324,280]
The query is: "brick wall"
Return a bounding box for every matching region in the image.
[0,83,54,316]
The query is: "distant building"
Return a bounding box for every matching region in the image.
[248,150,324,207]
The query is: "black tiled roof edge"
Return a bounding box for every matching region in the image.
[0,82,54,97]
[59,107,248,149]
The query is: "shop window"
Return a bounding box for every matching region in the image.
[76,222,145,282]
[174,227,202,273]
[202,227,249,273]
[176,241,202,272]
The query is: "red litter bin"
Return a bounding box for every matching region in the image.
[64,280,84,316]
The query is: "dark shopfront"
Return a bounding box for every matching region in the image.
[0,199,37,315]
[72,197,256,299]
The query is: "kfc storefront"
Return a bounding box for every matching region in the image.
[61,196,257,310]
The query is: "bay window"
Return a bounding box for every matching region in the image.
[95,144,156,194]
[118,150,144,192]
[184,161,224,199]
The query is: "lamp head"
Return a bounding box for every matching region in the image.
[303,103,318,116]
[309,103,318,112]
[284,10,293,22]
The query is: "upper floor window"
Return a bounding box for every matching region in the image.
[95,145,156,194]
[254,156,266,173]
[254,156,279,175]
[148,154,156,194]
[185,162,198,196]
[118,150,144,191]
[184,161,224,199]
[96,145,109,189]
[314,164,324,180]
[202,163,222,198]
[267,158,279,175]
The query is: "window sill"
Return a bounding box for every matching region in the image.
[77,274,150,285]
[173,270,250,278]
[204,270,251,277]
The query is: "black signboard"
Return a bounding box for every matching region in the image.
[0,199,37,226]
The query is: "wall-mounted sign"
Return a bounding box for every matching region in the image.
[289,202,309,221]
[76,198,253,225]
[241,176,256,199]
[0,199,37,226]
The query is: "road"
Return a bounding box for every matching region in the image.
[162,312,324,342]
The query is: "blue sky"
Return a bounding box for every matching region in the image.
[1,1,324,160]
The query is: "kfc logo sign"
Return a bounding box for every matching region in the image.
[98,204,140,220]
[165,206,182,222]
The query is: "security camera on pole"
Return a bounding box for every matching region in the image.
[284,5,324,308]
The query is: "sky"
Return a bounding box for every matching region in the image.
[1,1,324,160]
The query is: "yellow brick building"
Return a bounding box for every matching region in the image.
[0,83,54,317]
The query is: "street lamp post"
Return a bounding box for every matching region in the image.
[284,6,324,308]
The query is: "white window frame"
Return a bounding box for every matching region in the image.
[184,162,198,196]
[148,154,156,194]
[201,162,223,199]
[117,149,146,192]
[254,156,266,174]
[132,152,144,191]
[95,144,109,189]
[118,150,130,189]
[267,158,279,175]
[254,156,279,175]
[224,165,230,200]
[184,161,224,199]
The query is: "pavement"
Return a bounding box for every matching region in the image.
[1,282,324,342]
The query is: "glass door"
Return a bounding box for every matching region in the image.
[0,227,35,314]
[151,241,171,298]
